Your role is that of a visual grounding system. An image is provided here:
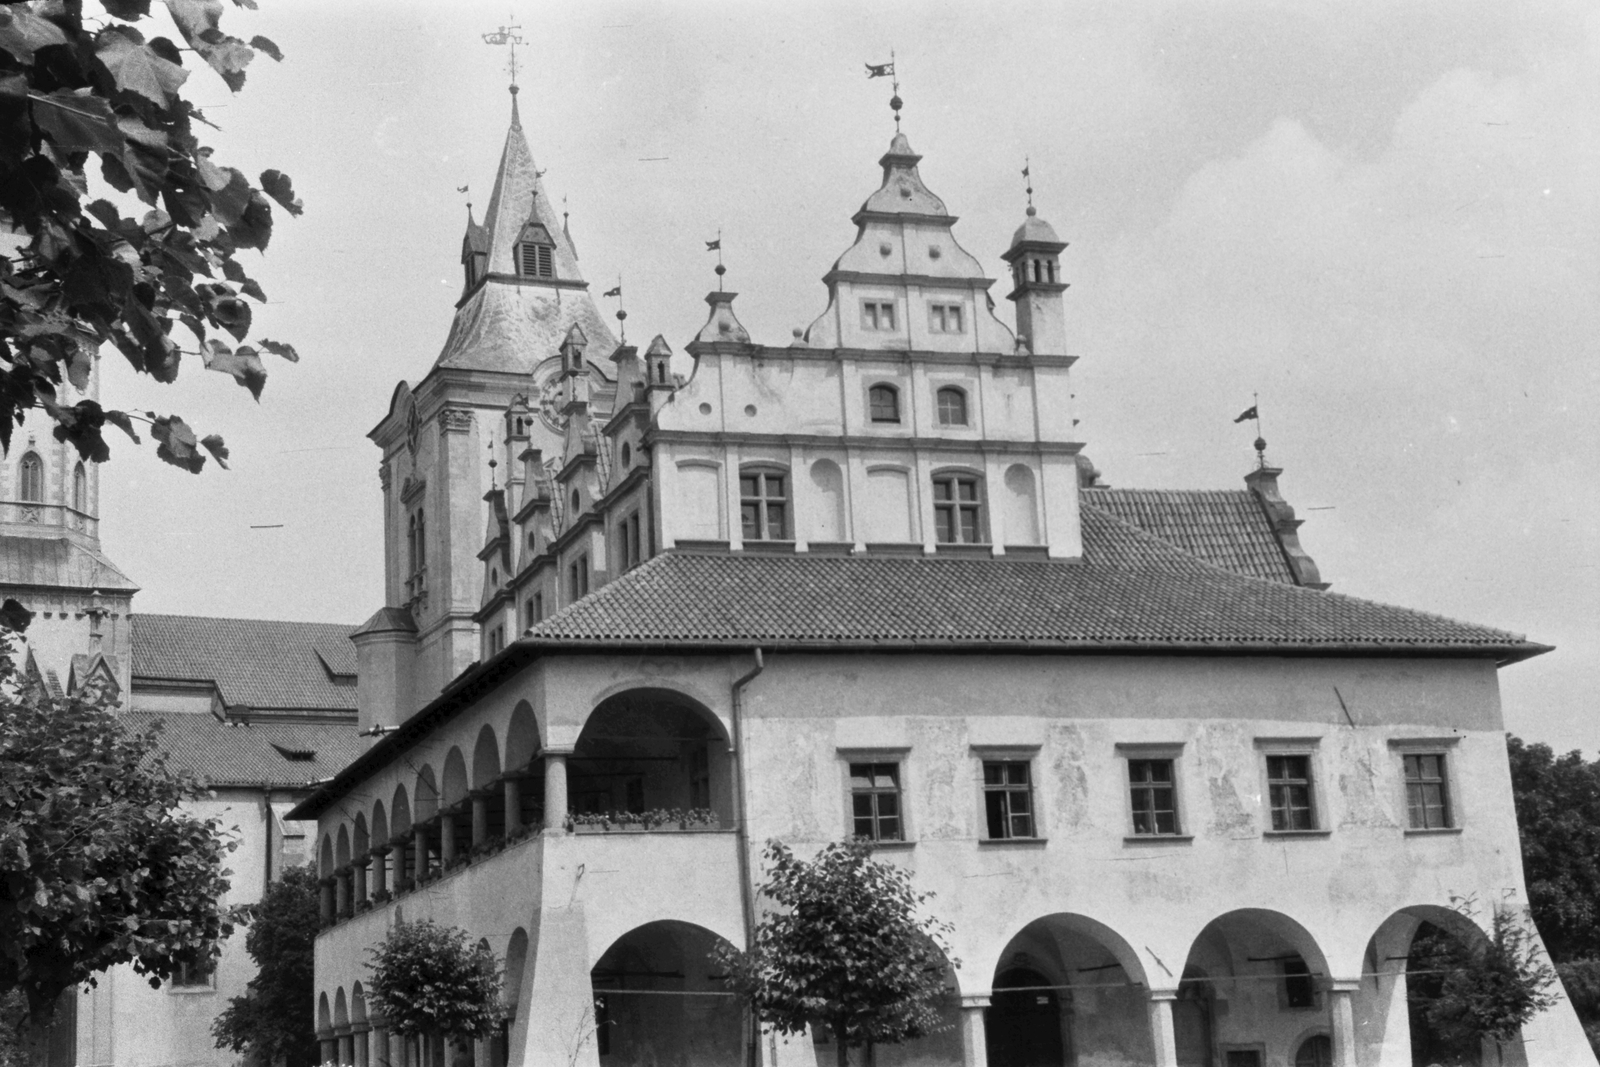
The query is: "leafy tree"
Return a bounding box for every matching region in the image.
[716,840,958,1067]
[0,0,303,473]
[1408,897,1558,1065]
[0,612,243,1064]
[212,863,319,1067]
[366,920,503,1043]
[1506,735,1600,962]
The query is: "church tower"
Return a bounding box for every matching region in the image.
[0,358,136,698]
[358,88,618,733]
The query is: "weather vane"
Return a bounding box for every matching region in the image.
[706,231,725,290]
[866,50,901,130]
[602,277,625,342]
[1022,158,1034,212]
[1233,394,1267,468]
[482,24,524,90]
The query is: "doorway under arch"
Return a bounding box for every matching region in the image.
[988,967,1065,1067]
[590,920,741,1067]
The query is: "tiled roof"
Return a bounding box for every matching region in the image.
[0,535,138,591]
[521,507,1542,658]
[131,614,359,711]
[1081,487,1293,584]
[123,710,362,788]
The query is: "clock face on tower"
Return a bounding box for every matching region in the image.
[533,356,567,434]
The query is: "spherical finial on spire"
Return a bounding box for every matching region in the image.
[509,84,519,95]
[714,263,726,278]
[1026,205,1037,217]
[1254,436,1267,455]
[616,309,627,322]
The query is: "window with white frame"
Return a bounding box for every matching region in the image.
[849,762,903,842]
[929,303,964,333]
[935,386,968,426]
[868,384,901,424]
[739,469,788,540]
[981,760,1036,839]
[932,471,984,543]
[1404,753,1451,829]
[1266,755,1316,831]
[568,554,589,600]
[860,300,896,331]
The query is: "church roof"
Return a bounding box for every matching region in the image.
[0,535,138,592]
[122,710,362,789]
[519,507,1542,659]
[1082,488,1296,584]
[131,613,358,712]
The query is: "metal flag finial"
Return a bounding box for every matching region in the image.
[1023,157,1034,213]
[867,50,901,130]
[482,24,525,91]
[706,230,724,290]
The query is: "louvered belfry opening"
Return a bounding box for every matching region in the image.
[518,240,553,278]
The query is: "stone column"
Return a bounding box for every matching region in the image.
[319,877,335,925]
[336,1026,353,1065]
[1146,990,1180,1067]
[958,996,990,1067]
[1328,980,1359,1067]
[503,777,522,838]
[318,1031,336,1066]
[353,857,369,907]
[370,1021,390,1067]
[354,1025,370,1067]
[471,792,489,848]
[371,846,389,899]
[544,753,568,832]
[440,809,458,866]
[413,824,431,882]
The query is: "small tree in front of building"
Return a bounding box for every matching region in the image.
[717,840,958,1067]
[1409,896,1558,1064]
[366,921,503,1048]
[212,864,321,1067]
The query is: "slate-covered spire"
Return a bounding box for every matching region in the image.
[480,93,581,279]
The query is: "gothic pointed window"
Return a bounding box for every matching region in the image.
[18,452,42,502]
[72,462,86,512]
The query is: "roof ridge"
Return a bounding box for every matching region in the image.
[133,612,357,630]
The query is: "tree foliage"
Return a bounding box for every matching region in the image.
[366,920,503,1042]
[0,0,303,473]
[0,617,242,1052]
[1408,897,1558,1061]
[1506,734,1600,962]
[716,840,958,1067]
[211,863,319,1067]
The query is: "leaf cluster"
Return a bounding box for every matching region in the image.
[1410,896,1558,1048]
[715,840,958,1053]
[1507,735,1600,962]
[0,629,243,1034]
[211,863,320,1067]
[365,920,503,1041]
[0,0,303,473]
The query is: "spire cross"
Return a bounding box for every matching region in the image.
[482,24,525,90]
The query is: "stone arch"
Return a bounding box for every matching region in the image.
[414,765,439,822]
[351,982,366,1025]
[333,986,349,1028]
[441,747,469,807]
[390,783,411,836]
[335,825,351,868]
[591,920,742,1067]
[473,724,502,789]
[571,687,734,824]
[505,928,530,1020]
[319,833,334,878]
[317,991,331,1032]
[505,699,540,773]
[1001,463,1040,545]
[370,799,388,847]
[352,813,369,856]
[985,912,1151,1067]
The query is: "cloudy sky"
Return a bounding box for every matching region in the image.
[96,2,1599,750]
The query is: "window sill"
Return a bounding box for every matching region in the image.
[737,540,795,555]
[1123,834,1195,845]
[1404,826,1463,836]
[1263,829,1332,839]
[166,986,216,996]
[805,541,855,556]
[934,543,993,559]
[863,542,924,557]
[978,837,1047,848]
[864,839,917,851]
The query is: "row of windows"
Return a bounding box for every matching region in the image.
[736,464,989,545]
[846,747,1457,844]
[859,299,965,334]
[10,453,88,509]
[866,382,969,427]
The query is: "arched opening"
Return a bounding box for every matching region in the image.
[987,913,1150,1067]
[352,814,369,858]
[72,462,86,512]
[371,802,388,851]
[502,700,545,835]
[808,459,846,542]
[317,992,331,1033]
[440,747,470,865]
[590,920,741,1067]
[319,834,334,879]
[1293,1032,1331,1067]
[1179,909,1333,1067]
[473,725,502,789]
[1002,464,1040,546]
[570,689,732,826]
[18,452,43,503]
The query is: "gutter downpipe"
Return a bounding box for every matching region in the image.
[731,648,766,1067]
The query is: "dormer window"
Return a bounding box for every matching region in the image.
[517,221,556,279]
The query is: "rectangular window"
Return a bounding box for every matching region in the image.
[929,303,964,333]
[740,471,788,540]
[519,243,553,278]
[849,762,903,842]
[532,592,543,622]
[1128,759,1180,835]
[170,958,215,988]
[1266,755,1316,831]
[860,300,896,331]
[932,474,984,544]
[488,626,504,656]
[982,760,1035,839]
[619,513,643,571]
[568,554,589,600]
[1404,753,1451,829]
[1282,957,1316,1008]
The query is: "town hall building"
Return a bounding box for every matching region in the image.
[291,86,1595,1067]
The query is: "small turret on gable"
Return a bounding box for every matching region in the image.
[512,447,553,571]
[644,334,676,413]
[1002,206,1069,356]
[688,291,752,355]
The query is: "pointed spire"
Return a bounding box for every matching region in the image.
[480,97,580,279]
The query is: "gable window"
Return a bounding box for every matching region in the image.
[868,384,901,424]
[929,303,964,333]
[932,472,984,544]
[518,241,554,278]
[982,760,1035,839]
[1403,753,1451,829]
[739,470,788,541]
[18,452,42,503]
[72,462,86,511]
[488,626,505,656]
[619,513,644,571]
[407,508,427,598]
[1128,759,1180,835]
[1267,755,1316,831]
[860,300,896,331]
[568,554,589,600]
[849,762,903,842]
[935,387,968,427]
